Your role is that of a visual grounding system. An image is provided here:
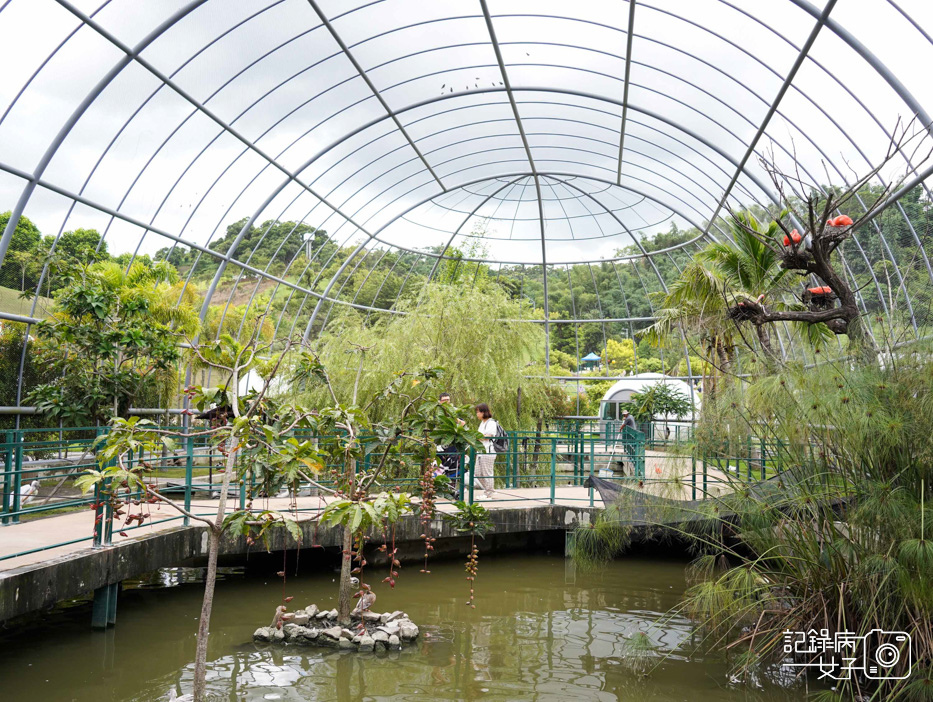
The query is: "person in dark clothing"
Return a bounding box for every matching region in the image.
[438,393,466,491]
[621,409,636,430]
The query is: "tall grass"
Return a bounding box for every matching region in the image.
[578,347,933,699]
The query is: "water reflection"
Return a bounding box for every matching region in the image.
[2,555,806,702]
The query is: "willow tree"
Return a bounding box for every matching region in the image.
[298,282,562,431]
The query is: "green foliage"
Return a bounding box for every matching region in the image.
[548,348,578,372]
[51,228,108,267]
[296,282,564,430]
[605,338,635,372]
[0,323,57,429]
[193,218,329,273]
[320,492,413,533]
[623,382,693,422]
[25,260,199,424]
[443,500,494,538]
[640,210,833,377]
[579,379,615,417]
[582,349,933,697]
[0,211,42,291]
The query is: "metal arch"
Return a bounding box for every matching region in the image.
[478,0,551,368]
[702,0,837,239]
[44,0,392,317]
[25,3,928,276]
[616,0,637,185]
[138,44,790,283]
[303,0,446,192]
[4,4,933,366]
[427,176,528,281]
[191,0,924,338]
[0,0,210,270]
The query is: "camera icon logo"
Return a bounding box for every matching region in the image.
[862,629,911,680]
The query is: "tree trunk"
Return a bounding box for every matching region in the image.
[192,433,237,702]
[337,524,354,625]
[337,457,356,626]
[192,527,220,702]
[755,324,776,366]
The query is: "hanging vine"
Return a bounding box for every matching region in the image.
[443,501,493,608]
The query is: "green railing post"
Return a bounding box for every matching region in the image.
[184,426,193,526]
[549,437,557,505]
[703,456,708,497]
[467,447,476,506]
[2,430,12,526]
[458,451,466,502]
[588,432,594,507]
[760,436,766,480]
[512,432,519,488]
[691,454,697,500]
[572,431,578,487]
[11,430,22,524]
[93,481,106,548]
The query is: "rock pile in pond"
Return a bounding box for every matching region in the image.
[252,603,419,652]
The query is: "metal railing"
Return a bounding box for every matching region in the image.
[0,423,787,564]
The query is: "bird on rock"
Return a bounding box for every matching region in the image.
[351,588,376,616]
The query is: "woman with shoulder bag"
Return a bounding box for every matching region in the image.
[474,403,498,499]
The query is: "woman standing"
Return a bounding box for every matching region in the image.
[474,403,498,499]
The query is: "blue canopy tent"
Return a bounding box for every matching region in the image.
[580,352,601,371]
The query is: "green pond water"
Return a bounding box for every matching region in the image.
[0,554,807,701]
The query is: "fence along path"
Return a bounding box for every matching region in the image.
[0,425,774,571]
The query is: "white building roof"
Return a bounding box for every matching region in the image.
[599,373,698,408]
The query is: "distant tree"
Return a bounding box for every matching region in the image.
[623,382,693,424]
[0,211,42,291]
[26,260,200,425]
[156,245,191,268]
[300,282,557,433]
[605,338,635,373]
[549,348,578,372]
[50,228,108,265]
[212,218,327,265]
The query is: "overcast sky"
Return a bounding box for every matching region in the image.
[1,0,932,268]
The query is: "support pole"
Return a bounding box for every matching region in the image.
[107,582,119,626]
[12,430,22,524]
[549,437,557,505]
[184,425,193,525]
[91,585,110,630]
[468,447,476,506]
[2,431,12,525]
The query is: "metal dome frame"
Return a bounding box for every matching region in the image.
[1,0,933,416]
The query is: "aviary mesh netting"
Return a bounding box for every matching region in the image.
[2,0,933,409]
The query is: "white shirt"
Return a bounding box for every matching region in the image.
[478,418,498,453]
[7,481,38,509]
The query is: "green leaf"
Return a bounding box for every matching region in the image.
[74,471,104,494]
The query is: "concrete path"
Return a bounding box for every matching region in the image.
[0,448,740,574]
[0,485,604,573]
